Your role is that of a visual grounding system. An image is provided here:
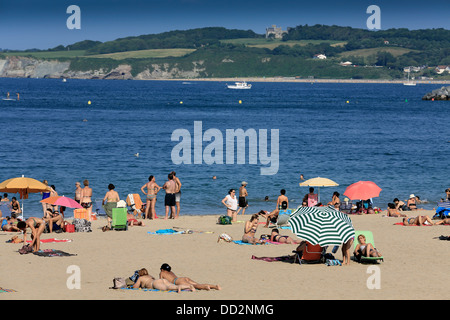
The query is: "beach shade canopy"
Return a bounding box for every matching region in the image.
[40,196,83,209]
[299,177,339,202]
[0,176,50,199]
[343,181,382,201]
[288,206,355,247]
[0,176,51,217]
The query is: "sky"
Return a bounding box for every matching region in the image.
[1,0,449,50]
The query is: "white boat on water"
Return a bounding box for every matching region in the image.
[226,81,252,89]
[403,72,416,86]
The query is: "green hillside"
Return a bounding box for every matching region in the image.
[2,25,449,80]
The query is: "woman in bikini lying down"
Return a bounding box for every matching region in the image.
[159,263,221,291]
[270,228,301,244]
[133,268,195,293]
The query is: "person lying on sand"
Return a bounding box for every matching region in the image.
[159,263,221,291]
[133,268,195,293]
[270,228,301,244]
[403,215,435,226]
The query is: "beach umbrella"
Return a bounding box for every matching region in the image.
[343,181,381,201]
[40,196,83,209]
[0,175,50,217]
[299,177,339,202]
[288,206,355,247]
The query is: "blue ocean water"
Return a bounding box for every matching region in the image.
[0,78,448,218]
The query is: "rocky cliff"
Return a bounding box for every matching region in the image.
[422,86,450,100]
[0,56,205,80]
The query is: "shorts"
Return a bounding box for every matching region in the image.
[175,191,181,202]
[81,202,92,209]
[239,197,248,208]
[165,193,176,207]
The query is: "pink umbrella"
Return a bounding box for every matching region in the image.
[53,196,83,209]
[343,181,382,200]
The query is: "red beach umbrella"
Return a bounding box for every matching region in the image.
[343,181,382,200]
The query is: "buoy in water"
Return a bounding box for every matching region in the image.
[346,100,349,103]
[88,100,91,105]
[239,100,242,104]
[180,101,183,104]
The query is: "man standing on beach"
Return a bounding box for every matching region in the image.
[171,171,182,219]
[237,181,248,215]
[163,173,177,219]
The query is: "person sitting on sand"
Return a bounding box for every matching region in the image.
[159,263,221,291]
[17,217,46,252]
[393,198,407,211]
[327,191,340,210]
[10,197,22,215]
[242,214,266,244]
[353,234,382,261]
[387,203,407,217]
[403,215,435,226]
[407,194,418,210]
[270,228,300,244]
[259,209,280,227]
[132,268,195,293]
[43,209,65,233]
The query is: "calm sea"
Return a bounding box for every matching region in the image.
[0,78,448,218]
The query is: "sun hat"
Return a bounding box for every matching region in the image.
[242,181,248,185]
[409,194,415,198]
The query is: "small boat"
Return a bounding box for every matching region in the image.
[226,81,252,89]
[62,78,67,82]
[403,72,416,86]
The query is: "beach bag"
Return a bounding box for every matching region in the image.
[218,215,232,225]
[73,218,92,232]
[217,233,233,243]
[110,277,127,289]
[64,224,75,233]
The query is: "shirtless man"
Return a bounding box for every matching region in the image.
[17,217,46,252]
[159,263,221,291]
[171,171,182,219]
[74,182,82,203]
[163,173,177,219]
[80,179,93,217]
[43,209,65,233]
[141,175,161,219]
[276,189,288,210]
[237,181,248,215]
[133,268,195,293]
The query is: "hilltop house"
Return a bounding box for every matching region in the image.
[435,65,449,74]
[265,25,287,39]
[313,54,327,60]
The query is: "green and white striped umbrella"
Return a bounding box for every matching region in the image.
[288,206,355,247]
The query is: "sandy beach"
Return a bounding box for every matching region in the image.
[0,208,449,301]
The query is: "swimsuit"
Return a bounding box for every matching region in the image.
[239,197,247,208]
[81,202,92,209]
[165,193,176,207]
[147,194,157,200]
[173,277,178,285]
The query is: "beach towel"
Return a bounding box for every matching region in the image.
[126,194,143,214]
[26,238,72,243]
[120,287,188,293]
[147,229,183,235]
[32,249,77,257]
[394,222,432,226]
[251,255,293,262]
[232,240,269,245]
[0,287,17,293]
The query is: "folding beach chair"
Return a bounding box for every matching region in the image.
[93,199,106,216]
[275,209,291,227]
[111,207,128,231]
[293,242,327,265]
[353,230,383,263]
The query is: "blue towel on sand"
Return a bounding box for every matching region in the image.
[121,287,183,293]
[147,229,182,235]
[233,240,269,245]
